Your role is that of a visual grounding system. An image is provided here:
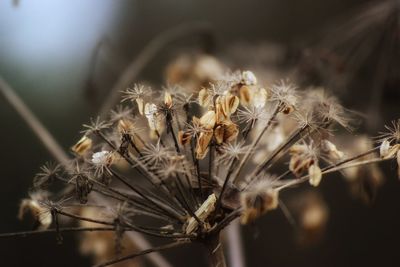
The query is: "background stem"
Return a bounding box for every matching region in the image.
[205,233,227,267]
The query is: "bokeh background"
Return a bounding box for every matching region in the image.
[1,0,399,266]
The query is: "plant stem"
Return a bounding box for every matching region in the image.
[205,233,227,267]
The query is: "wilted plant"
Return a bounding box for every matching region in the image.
[2,70,399,267]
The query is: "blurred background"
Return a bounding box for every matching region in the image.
[0,0,399,266]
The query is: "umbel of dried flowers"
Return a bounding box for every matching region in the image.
[9,70,400,267]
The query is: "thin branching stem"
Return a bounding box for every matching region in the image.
[94,241,190,267]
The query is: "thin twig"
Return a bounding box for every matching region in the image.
[0,227,114,238]
[94,241,189,267]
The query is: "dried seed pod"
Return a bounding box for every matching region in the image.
[239,85,252,105]
[240,188,278,224]
[221,120,239,143]
[71,136,92,156]
[252,88,268,109]
[221,94,239,117]
[214,125,224,144]
[198,88,211,107]
[136,98,144,115]
[195,130,213,159]
[199,110,216,130]
[281,104,294,115]
[380,139,391,158]
[144,103,164,133]
[309,164,322,187]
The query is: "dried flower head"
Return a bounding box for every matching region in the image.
[13,67,400,267]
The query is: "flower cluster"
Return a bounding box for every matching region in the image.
[15,70,399,267]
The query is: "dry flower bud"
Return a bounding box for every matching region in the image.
[240,188,278,224]
[71,135,92,155]
[185,193,216,234]
[199,110,216,130]
[242,70,257,86]
[164,92,173,109]
[309,164,322,187]
[18,198,52,229]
